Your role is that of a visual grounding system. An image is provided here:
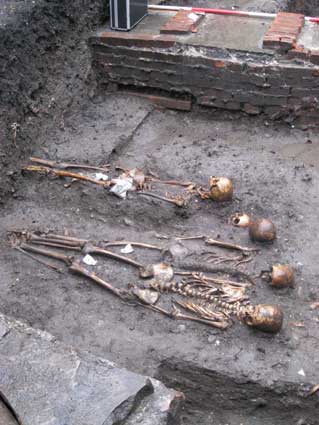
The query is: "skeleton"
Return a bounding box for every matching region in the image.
[135,277,283,333]
[10,230,284,334]
[22,157,232,207]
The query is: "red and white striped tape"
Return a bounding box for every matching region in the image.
[148,5,319,23]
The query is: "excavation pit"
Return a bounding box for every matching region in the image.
[0,1,319,424]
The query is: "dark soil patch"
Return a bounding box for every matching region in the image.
[0,0,107,203]
[288,0,319,15]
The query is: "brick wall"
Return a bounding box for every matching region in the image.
[90,32,319,127]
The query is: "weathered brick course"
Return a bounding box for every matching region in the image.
[95,32,177,48]
[310,52,319,65]
[262,12,305,51]
[91,30,319,127]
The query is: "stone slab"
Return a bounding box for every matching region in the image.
[0,402,18,425]
[0,314,181,425]
[129,12,272,53]
[297,21,319,52]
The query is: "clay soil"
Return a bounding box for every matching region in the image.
[1,1,319,424]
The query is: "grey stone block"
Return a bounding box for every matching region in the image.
[125,379,183,425]
[0,401,18,425]
[0,314,181,425]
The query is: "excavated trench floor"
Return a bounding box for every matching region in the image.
[1,94,319,424]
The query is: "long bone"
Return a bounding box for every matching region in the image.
[21,233,146,268]
[21,241,143,269]
[20,243,73,265]
[46,233,87,243]
[15,246,63,273]
[82,244,143,268]
[30,233,161,251]
[141,301,230,329]
[30,157,110,173]
[103,241,161,250]
[137,191,188,207]
[27,238,83,251]
[28,235,83,248]
[206,238,258,253]
[23,165,111,187]
[149,178,195,188]
[69,260,127,298]
[173,235,258,253]
[15,244,150,302]
[175,260,255,284]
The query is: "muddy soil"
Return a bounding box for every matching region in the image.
[1,1,319,424]
[0,0,107,203]
[287,0,319,16]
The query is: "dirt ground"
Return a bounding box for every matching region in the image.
[1,94,319,424]
[1,0,319,424]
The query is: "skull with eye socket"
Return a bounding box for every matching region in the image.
[239,304,283,334]
[231,213,251,228]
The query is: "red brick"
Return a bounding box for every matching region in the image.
[122,91,192,111]
[263,36,281,43]
[262,12,304,52]
[266,32,295,40]
[160,10,204,34]
[269,25,301,33]
[280,36,296,43]
[274,18,303,25]
[276,12,304,20]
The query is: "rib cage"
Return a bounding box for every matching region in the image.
[146,279,253,316]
